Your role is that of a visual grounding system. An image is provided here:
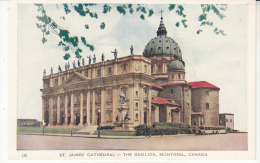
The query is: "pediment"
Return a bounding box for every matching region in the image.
[63,72,89,85]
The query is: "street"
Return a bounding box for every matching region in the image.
[17,133,247,151]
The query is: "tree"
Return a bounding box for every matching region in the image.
[35,3,227,60]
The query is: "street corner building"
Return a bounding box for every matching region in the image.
[40,16,220,131]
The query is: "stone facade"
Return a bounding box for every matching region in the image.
[41,55,154,128]
[41,16,221,129]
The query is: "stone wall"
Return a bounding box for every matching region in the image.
[191,88,219,126]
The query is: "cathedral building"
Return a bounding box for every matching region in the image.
[41,16,220,130]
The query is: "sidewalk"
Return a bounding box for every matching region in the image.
[17,132,195,139]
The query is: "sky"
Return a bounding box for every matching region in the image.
[17,3,248,131]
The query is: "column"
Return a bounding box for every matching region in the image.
[57,94,61,125]
[113,62,118,75]
[112,85,118,123]
[92,89,96,125]
[129,84,134,122]
[139,84,144,124]
[65,93,68,125]
[86,90,91,125]
[80,90,84,125]
[42,97,45,124]
[162,62,166,73]
[148,86,152,126]
[49,95,53,125]
[70,91,74,125]
[101,87,105,124]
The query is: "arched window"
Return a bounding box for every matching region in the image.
[136,91,138,97]
[178,74,181,79]
[135,113,138,120]
[135,103,138,109]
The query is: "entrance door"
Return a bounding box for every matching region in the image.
[76,114,80,125]
[171,111,179,122]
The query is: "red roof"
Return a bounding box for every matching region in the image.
[188,81,220,90]
[151,83,163,90]
[151,95,180,106]
[161,82,189,87]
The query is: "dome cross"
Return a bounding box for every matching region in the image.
[159,9,164,19]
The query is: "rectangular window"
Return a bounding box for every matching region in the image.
[230,119,232,122]
[206,103,209,109]
[108,67,112,75]
[226,119,228,122]
[97,69,101,77]
[171,89,173,94]
[206,91,209,95]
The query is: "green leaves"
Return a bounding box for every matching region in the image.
[81,37,94,51]
[140,14,145,20]
[73,3,98,18]
[148,9,154,17]
[75,48,82,59]
[197,29,203,34]
[176,22,180,27]
[63,4,71,14]
[63,53,71,60]
[169,4,175,11]
[103,4,111,14]
[85,24,89,29]
[200,21,213,26]
[117,5,127,15]
[42,37,47,44]
[100,22,105,30]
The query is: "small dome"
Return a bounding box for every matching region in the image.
[168,60,185,72]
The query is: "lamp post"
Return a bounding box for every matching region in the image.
[97,109,101,138]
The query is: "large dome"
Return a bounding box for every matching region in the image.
[143,17,182,57]
[168,59,185,72]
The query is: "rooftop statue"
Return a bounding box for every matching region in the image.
[130,45,134,55]
[119,91,126,104]
[82,58,85,66]
[65,63,67,70]
[87,55,91,65]
[58,65,62,73]
[93,54,96,63]
[73,60,76,68]
[67,62,70,69]
[101,53,105,62]
[111,49,118,59]
[43,69,46,77]
[50,67,53,74]
[78,60,81,67]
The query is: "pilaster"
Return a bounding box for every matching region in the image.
[57,94,61,125]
